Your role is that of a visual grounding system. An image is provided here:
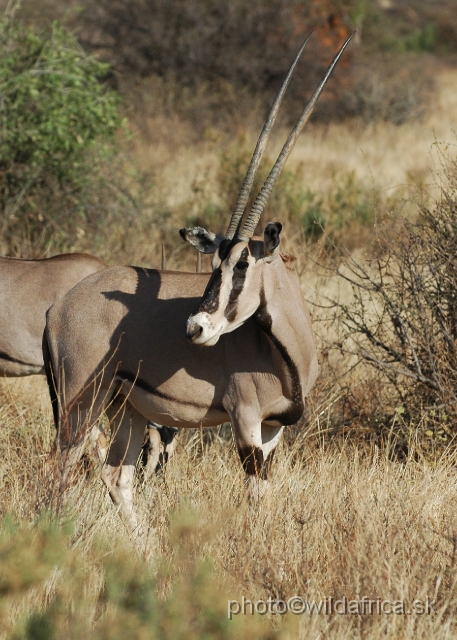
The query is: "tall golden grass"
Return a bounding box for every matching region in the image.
[137,67,457,232]
[93,65,455,274]
[1,384,457,638]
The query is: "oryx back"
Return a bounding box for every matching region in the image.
[0,253,107,376]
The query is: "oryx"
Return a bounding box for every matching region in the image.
[44,34,354,533]
[0,253,107,377]
[0,252,178,471]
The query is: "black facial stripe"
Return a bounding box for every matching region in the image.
[225,247,249,322]
[195,267,222,315]
[218,237,240,261]
[218,239,231,261]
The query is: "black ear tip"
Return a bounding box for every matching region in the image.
[179,228,187,240]
[265,222,282,235]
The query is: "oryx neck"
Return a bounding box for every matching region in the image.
[254,263,312,409]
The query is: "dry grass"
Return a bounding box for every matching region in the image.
[285,65,457,200]
[105,65,457,280]
[134,66,457,234]
[1,386,457,638]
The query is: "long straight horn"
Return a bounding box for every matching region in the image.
[238,33,355,242]
[225,32,313,241]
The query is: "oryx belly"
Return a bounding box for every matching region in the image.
[123,385,228,428]
[118,370,228,428]
[0,357,43,377]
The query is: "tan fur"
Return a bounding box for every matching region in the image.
[0,253,107,376]
[45,251,318,535]
[0,253,176,477]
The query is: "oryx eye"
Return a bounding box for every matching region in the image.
[234,261,249,271]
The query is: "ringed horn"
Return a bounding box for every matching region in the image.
[225,31,355,243]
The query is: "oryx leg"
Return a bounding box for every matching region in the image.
[232,414,284,503]
[261,422,284,472]
[161,426,179,466]
[144,424,179,478]
[102,397,146,535]
[144,424,163,478]
[58,395,107,485]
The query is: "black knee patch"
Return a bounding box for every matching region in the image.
[237,446,267,479]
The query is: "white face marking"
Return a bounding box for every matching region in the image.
[187,241,266,346]
[186,312,225,346]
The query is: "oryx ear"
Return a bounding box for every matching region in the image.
[264,222,282,259]
[179,227,224,254]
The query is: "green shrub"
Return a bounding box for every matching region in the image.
[0,514,67,599]
[0,12,122,255]
[3,511,292,640]
[403,24,435,53]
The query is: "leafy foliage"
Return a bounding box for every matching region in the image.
[0,13,122,255]
[3,511,288,640]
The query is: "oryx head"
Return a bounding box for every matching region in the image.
[181,33,354,346]
[181,222,283,345]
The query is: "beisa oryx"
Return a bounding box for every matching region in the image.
[0,253,107,377]
[44,33,354,534]
[0,251,177,471]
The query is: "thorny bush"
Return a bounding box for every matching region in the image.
[331,155,457,437]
